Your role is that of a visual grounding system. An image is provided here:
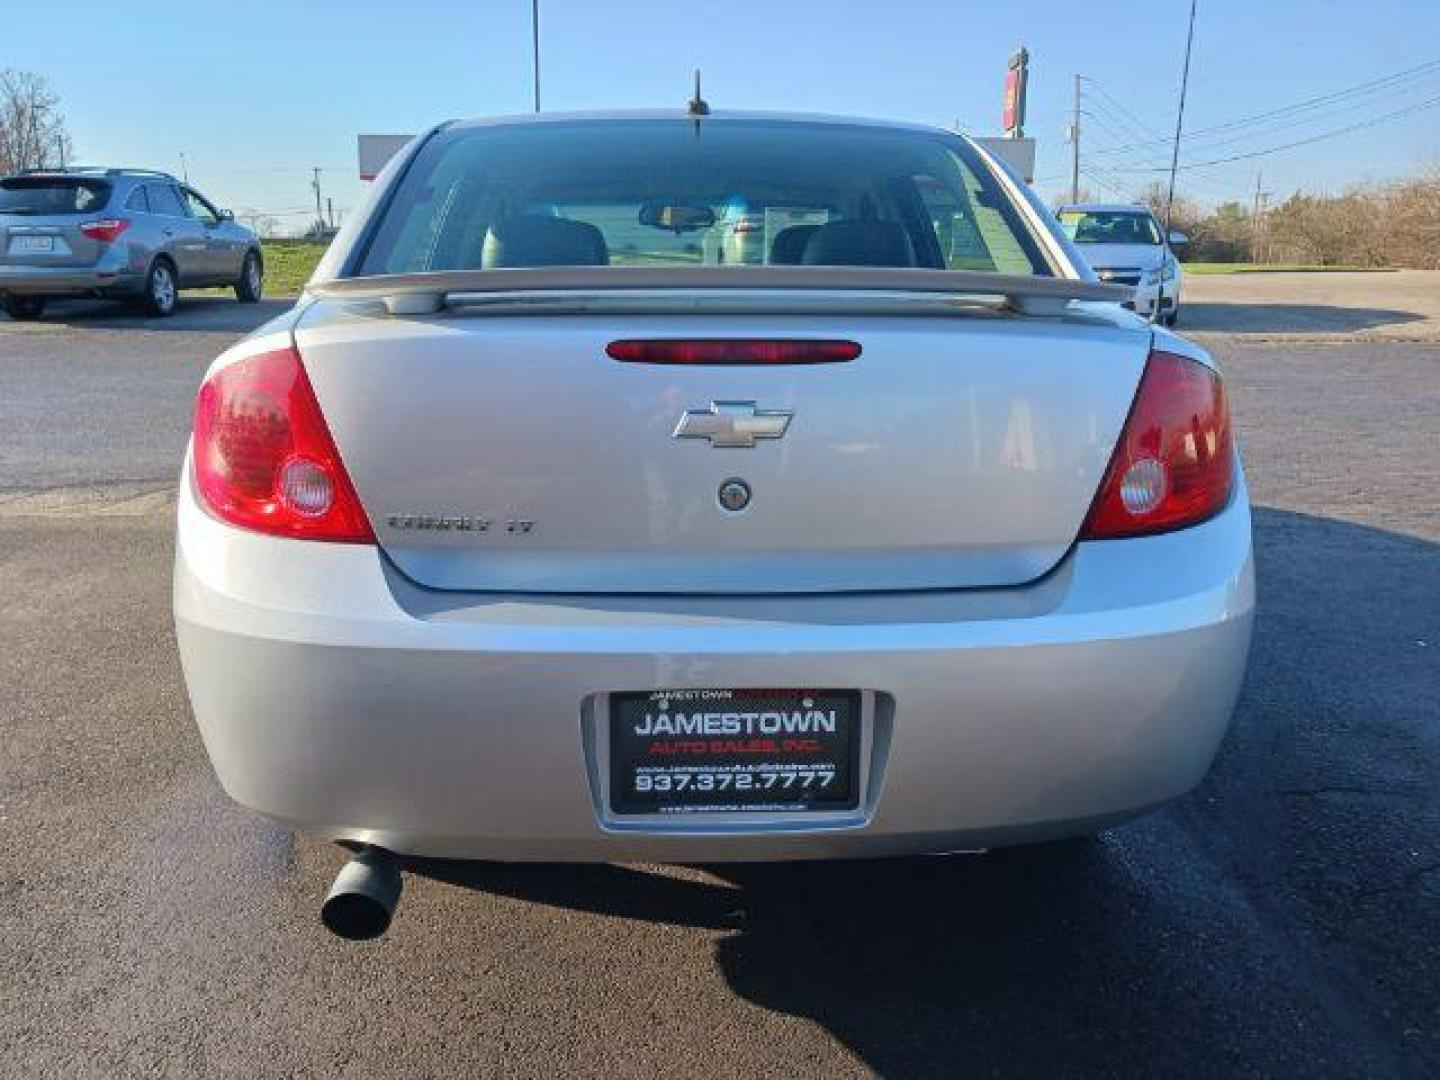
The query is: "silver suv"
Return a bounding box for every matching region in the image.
[0,167,263,320]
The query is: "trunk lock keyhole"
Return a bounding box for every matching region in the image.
[718,478,752,512]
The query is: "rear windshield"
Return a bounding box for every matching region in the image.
[0,177,112,216]
[354,120,1052,277]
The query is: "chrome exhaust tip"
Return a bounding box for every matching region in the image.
[321,846,402,940]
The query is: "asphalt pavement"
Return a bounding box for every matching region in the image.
[1,295,1437,1078]
[1183,269,1440,341]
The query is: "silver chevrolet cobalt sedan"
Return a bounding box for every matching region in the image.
[174,111,1253,938]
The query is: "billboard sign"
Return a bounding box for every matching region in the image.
[358,133,413,182]
[975,137,1036,184]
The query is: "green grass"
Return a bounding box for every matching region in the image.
[1181,262,1393,275]
[259,239,328,295]
[196,239,327,298]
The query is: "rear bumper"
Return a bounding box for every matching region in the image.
[175,467,1254,861]
[0,259,141,297]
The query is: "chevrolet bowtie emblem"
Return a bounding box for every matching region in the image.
[673,401,793,448]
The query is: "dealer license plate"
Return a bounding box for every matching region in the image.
[609,688,860,815]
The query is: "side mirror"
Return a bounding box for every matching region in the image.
[1167,230,1189,248]
[218,209,235,222]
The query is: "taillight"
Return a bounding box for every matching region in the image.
[607,339,861,365]
[1080,350,1234,540]
[79,219,130,243]
[191,346,374,542]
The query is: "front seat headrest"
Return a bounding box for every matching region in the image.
[800,220,915,267]
[769,224,820,265]
[482,215,609,268]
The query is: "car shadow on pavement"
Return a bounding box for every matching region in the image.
[408,507,1439,1078]
[1183,302,1426,335]
[3,296,294,332]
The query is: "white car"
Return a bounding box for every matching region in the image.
[174,112,1252,939]
[1057,203,1186,326]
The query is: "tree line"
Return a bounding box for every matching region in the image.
[0,70,72,174]
[1135,174,1440,270]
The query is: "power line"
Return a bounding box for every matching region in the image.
[205,165,354,176]
[1077,104,1252,195]
[1080,83,1169,147]
[1087,58,1440,157]
[1082,81,1170,143]
[1093,74,1440,166]
[1065,70,1241,207]
[238,207,353,218]
[1078,109,1150,148]
[1111,91,1440,172]
[1176,57,1440,138]
[1078,166,1133,201]
[1073,70,1257,195]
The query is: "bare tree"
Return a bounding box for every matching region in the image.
[1383,167,1440,270]
[236,209,282,238]
[1067,169,1440,268]
[0,70,74,174]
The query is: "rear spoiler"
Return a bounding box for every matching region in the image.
[305,266,1131,317]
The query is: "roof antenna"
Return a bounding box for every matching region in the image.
[687,68,709,134]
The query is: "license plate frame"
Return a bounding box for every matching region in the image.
[608,688,861,816]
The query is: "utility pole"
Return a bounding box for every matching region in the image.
[1070,74,1081,204]
[531,0,541,112]
[1256,192,1270,264]
[1251,170,1263,264]
[312,167,324,236]
[1162,0,1198,237]
[180,152,189,184]
[327,197,335,230]
[1249,171,1272,265]
[1155,0,1198,325]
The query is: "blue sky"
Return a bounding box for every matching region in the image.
[9,0,1438,230]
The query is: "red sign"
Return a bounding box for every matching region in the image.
[1003,46,1029,136]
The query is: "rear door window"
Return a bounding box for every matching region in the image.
[146,184,187,217]
[0,177,112,215]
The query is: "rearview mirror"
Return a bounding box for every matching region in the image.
[638,200,716,234]
[1167,230,1189,247]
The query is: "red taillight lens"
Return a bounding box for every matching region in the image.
[79,218,130,243]
[192,346,374,543]
[607,339,861,365]
[1080,350,1234,540]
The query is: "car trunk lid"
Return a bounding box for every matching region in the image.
[293,291,1149,595]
